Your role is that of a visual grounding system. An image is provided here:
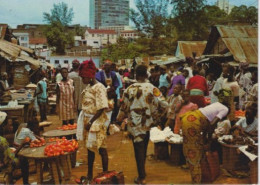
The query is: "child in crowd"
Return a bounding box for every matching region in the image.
[14,121,42,147]
[165,84,182,130]
[174,89,198,134]
[157,86,169,129]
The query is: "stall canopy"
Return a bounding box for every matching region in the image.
[150,56,185,65]
[0,39,41,69]
[175,41,207,58]
[203,25,258,65]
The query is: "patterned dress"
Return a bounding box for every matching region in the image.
[181,110,209,183]
[81,82,109,151]
[0,136,19,173]
[57,79,76,121]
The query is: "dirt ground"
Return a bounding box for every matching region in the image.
[15,114,251,184]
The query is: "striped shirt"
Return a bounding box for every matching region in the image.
[57,79,76,120]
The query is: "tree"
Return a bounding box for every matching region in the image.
[43,2,74,26]
[229,5,258,25]
[43,3,75,54]
[170,0,207,40]
[130,0,169,38]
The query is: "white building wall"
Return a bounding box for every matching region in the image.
[85,31,117,48]
[13,33,29,48]
[47,56,100,68]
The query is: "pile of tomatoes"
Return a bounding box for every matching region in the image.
[44,137,78,157]
[235,110,245,117]
[29,138,46,148]
[57,123,77,130]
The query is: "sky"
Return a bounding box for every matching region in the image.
[0,0,258,28]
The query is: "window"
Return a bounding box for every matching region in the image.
[21,37,24,41]
[64,60,68,64]
[102,34,104,37]
[94,41,98,44]
[112,35,114,39]
[55,60,59,64]
[43,45,47,49]
[92,34,95,37]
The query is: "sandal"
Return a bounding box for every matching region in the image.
[134,177,146,185]
[75,176,92,185]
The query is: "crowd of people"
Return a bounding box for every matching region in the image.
[0,56,258,184]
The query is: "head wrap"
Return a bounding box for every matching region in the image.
[72,59,80,65]
[79,60,97,78]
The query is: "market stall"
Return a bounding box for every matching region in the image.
[18,139,78,184]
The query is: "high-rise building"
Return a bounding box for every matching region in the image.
[215,0,234,14]
[89,0,129,29]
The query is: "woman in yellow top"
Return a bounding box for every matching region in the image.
[76,60,110,184]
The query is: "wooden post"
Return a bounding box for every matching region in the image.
[36,161,43,184]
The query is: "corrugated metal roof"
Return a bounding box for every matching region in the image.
[217,25,257,38]
[216,25,258,63]
[177,41,207,57]
[203,25,258,64]
[0,40,40,69]
[0,24,7,39]
[222,38,257,64]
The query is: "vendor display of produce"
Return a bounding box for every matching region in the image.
[27,137,46,148]
[219,125,255,146]
[44,137,78,157]
[57,123,77,130]
[235,110,245,117]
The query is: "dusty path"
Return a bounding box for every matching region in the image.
[15,114,250,184]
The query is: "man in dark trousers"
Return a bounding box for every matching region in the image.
[117,65,165,184]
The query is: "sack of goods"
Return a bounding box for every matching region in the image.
[92,171,124,184]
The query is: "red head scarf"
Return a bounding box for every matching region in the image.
[79,59,97,78]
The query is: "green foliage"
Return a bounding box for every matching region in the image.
[43,2,74,26]
[43,2,75,54]
[171,0,206,16]
[229,5,258,25]
[44,22,74,54]
[130,0,169,38]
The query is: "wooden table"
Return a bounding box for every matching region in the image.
[18,142,73,184]
[0,105,24,123]
[43,129,77,167]
[42,129,77,138]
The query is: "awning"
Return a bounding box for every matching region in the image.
[18,54,41,69]
[150,57,185,65]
